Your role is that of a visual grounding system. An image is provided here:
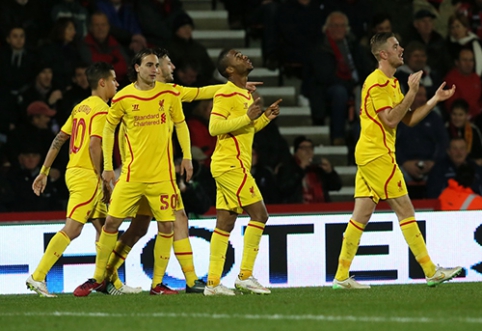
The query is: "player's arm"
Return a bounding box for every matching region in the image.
[102,104,123,186]
[402,82,456,127]
[253,98,282,132]
[89,109,108,178]
[171,96,194,181]
[209,96,262,136]
[32,131,70,196]
[377,71,422,129]
[178,85,222,102]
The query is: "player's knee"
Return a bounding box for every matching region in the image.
[157,221,174,234]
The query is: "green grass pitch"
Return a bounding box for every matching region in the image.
[1,283,481,331]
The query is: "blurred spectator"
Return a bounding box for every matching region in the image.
[413,0,459,37]
[404,9,452,76]
[446,13,482,75]
[457,0,482,40]
[303,11,371,145]
[426,137,482,197]
[186,100,216,167]
[277,0,323,65]
[396,84,449,183]
[443,48,482,118]
[55,62,90,125]
[0,0,51,48]
[251,143,280,204]
[277,136,342,203]
[447,98,482,165]
[7,141,61,212]
[39,17,82,89]
[20,62,63,120]
[220,0,268,30]
[0,167,14,212]
[173,59,202,87]
[321,0,373,41]
[0,26,37,133]
[51,0,90,38]
[395,41,442,98]
[437,162,482,210]
[96,0,147,54]
[78,11,129,84]
[167,13,215,86]
[135,0,184,47]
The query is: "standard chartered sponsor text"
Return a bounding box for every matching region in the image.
[134,113,160,126]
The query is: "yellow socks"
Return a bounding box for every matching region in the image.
[335,219,366,281]
[239,220,265,280]
[400,217,436,277]
[93,228,118,282]
[32,231,71,281]
[207,228,230,287]
[151,231,174,287]
[173,238,198,288]
[106,241,131,289]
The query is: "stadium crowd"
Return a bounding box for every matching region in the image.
[2,0,482,213]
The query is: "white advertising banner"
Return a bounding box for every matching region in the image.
[0,211,481,294]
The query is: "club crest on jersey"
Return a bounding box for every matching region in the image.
[159,99,165,112]
[244,102,248,109]
[132,104,140,111]
[397,180,403,192]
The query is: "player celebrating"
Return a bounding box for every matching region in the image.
[26,62,118,297]
[203,49,281,296]
[332,32,461,289]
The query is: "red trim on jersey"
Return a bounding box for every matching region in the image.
[113,250,126,260]
[89,111,108,135]
[106,118,114,125]
[236,173,248,207]
[211,112,227,119]
[194,87,200,100]
[125,134,134,182]
[384,164,397,198]
[167,135,177,194]
[213,229,230,237]
[90,134,102,140]
[60,130,71,136]
[400,220,416,227]
[112,90,180,102]
[174,119,185,125]
[349,220,364,231]
[216,92,252,100]
[229,134,245,170]
[67,178,99,219]
[248,223,265,231]
[376,106,391,113]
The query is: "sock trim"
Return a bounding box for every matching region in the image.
[214,229,230,237]
[113,250,126,260]
[159,232,174,239]
[175,252,192,256]
[247,223,265,231]
[349,220,365,231]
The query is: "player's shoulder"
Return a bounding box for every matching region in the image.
[214,82,249,99]
[155,81,181,97]
[112,83,136,103]
[364,69,392,89]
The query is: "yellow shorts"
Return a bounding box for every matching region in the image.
[215,168,262,214]
[109,178,180,221]
[65,167,107,223]
[135,185,184,219]
[355,153,407,203]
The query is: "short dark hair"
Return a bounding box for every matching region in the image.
[451,98,469,113]
[217,49,231,78]
[293,135,313,153]
[370,32,395,61]
[404,41,426,60]
[85,62,114,89]
[154,48,170,60]
[49,17,76,43]
[127,48,158,82]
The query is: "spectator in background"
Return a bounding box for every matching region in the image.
[321,0,373,41]
[277,136,342,204]
[396,84,449,183]
[443,48,482,118]
[135,0,184,47]
[303,11,371,145]
[39,18,82,89]
[0,0,51,48]
[395,41,442,98]
[20,63,63,120]
[0,26,37,133]
[51,0,90,38]
[55,63,90,125]
[405,9,452,76]
[7,142,60,212]
[413,0,459,38]
[186,100,216,167]
[96,0,147,54]
[79,11,129,85]
[167,13,215,86]
[446,13,482,75]
[173,59,201,87]
[251,143,280,204]
[457,0,482,40]
[438,162,482,210]
[427,137,482,197]
[447,98,482,165]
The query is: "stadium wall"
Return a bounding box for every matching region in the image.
[1,210,481,294]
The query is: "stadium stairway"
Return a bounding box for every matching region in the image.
[183,0,355,201]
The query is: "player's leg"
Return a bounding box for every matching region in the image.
[27,168,99,297]
[236,199,270,294]
[173,208,205,293]
[387,195,462,286]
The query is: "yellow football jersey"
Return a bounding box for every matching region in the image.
[209,81,270,177]
[106,81,184,182]
[60,96,109,170]
[355,69,404,166]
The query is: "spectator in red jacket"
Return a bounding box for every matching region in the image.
[438,163,482,210]
[186,99,216,167]
[79,11,129,84]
